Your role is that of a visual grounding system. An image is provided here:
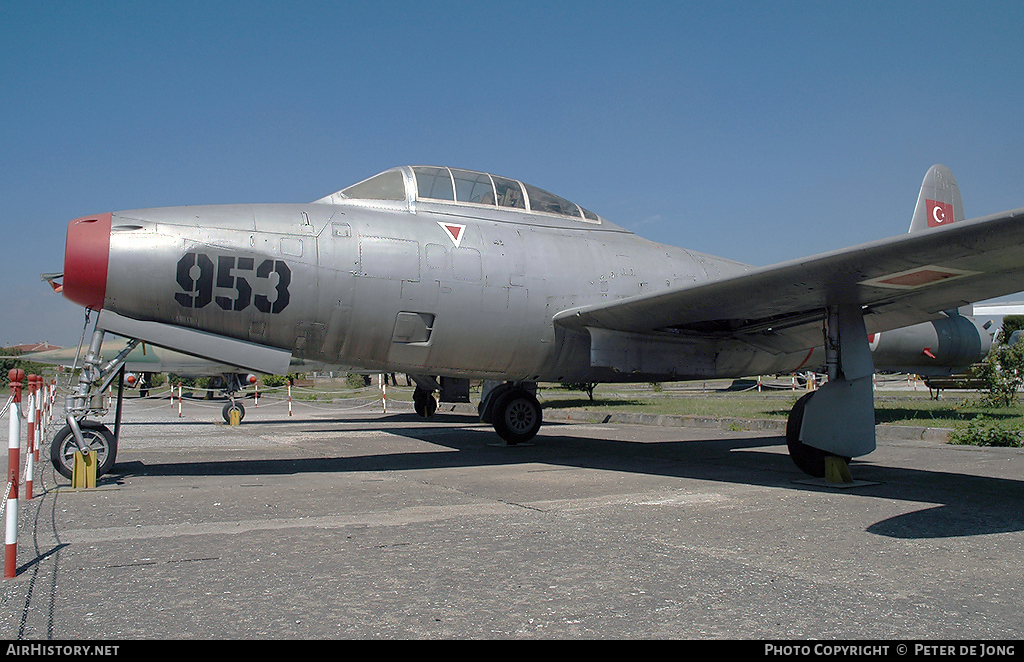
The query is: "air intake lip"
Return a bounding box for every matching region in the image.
[63,212,112,310]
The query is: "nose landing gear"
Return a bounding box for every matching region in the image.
[50,420,116,480]
[51,325,136,480]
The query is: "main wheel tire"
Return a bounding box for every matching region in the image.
[413,388,436,418]
[786,391,848,478]
[50,422,117,480]
[478,383,513,424]
[222,401,245,423]
[492,388,542,445]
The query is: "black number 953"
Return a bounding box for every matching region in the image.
[174,252,291,313]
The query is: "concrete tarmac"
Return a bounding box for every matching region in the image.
[2,395,1023,640]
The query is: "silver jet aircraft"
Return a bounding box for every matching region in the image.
[51,164,1023,479]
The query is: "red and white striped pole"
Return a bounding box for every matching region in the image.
[29,375,40,489]
[6,369,24,579]
[24,376,35,501]
[42,379,54,462]
[33,377,43,461]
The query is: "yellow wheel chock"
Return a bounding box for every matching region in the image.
[824,455,853,484]
[72,450,97,489]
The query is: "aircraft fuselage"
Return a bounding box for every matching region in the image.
[71,190,989,385]
[83,196,849,385]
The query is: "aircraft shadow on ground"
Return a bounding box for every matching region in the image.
[104,411,1024,540]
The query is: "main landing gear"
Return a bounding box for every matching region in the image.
[401,311,873,478]
[410,378,543,445]
[785,391,845,478]
[479,382,542,445]
[412,386,437,418]
[784,305,877,479]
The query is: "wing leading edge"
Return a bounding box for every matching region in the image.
[554,206,1024,354]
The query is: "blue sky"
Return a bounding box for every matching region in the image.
[2,0,1023,346]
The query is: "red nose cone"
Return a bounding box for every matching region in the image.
[63,213,111,310]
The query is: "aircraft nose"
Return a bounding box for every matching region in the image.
[63,212,112,310]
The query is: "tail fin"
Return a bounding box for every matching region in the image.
[910,166,973,318]
[909,164,964,232]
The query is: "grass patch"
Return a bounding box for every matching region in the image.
[539,382,1024,429]
[280,378,1024,433]
[540,393,797,420]
[873,396,1024,427]
[949,417,1024,447]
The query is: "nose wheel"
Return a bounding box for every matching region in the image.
[50,421,117,480]
[222,401,246,423]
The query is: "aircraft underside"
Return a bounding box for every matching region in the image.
[51,303,877,482]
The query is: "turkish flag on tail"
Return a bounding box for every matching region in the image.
[926,199,954,227]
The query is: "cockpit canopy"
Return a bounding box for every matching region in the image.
[318,166,603,224]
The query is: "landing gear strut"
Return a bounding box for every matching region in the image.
[218,374,250,423]
[785,305,875,478]
[51,324,136,480]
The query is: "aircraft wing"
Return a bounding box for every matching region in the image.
[554,207,1024,353]
[28,340,247,375]
[29,340,335,376]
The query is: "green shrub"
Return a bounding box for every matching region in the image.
[260,374,289,387]
[346,372,370,389]
[949,416,1024,447]
[972,328,1024,407]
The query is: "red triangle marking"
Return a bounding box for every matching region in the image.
[438,221,466,246]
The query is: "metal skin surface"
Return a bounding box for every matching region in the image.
[100,200,958,383]
[97,195,770,383]
[56,164,1024,475]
